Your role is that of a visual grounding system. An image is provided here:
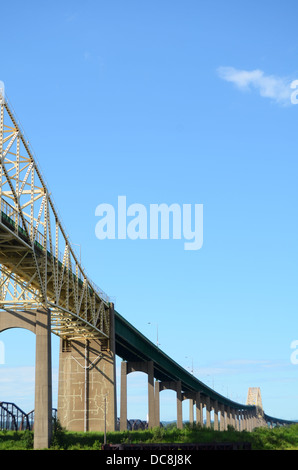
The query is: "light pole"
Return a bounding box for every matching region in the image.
[148,322,160,347]
[104,394,108,445]
[185,356,194,375]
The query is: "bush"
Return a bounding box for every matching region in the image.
[20,430,34,449]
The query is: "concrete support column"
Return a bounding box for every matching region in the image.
[213,400,219,431]
[237,411,241,431]
[34,307,52,449]
[155,381,160,427]
[205,396,211,428]
[231,408,236,430]
[250,410,255,431]
[236,410,240,430]
[247,410,251,431]
[147,361,155,429]
[196,392,203,427]
[248,410,252,431]
[249,410,253,431]
[176,381,182,429]
[234,410,238,431]
[239,410,242,431]
[226,406,230,429]
[189,399,194,425]
[243,410,248,431]
[239,410,244,431]
[220,405,226,431]
[253,410,257,430]
[228,407,232,429]
[120,361,127,431]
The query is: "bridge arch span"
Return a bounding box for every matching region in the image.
[0,309,36,334]
[0,307,52,448]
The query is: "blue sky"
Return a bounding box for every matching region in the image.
[0,0,298,422]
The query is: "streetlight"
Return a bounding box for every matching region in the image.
[104,394,108,445]
[148,322,160,347]
[185,356,194,375]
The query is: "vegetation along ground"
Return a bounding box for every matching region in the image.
[1,422,298,450]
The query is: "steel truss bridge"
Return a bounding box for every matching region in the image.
[0,95,295,448]
[0,402,57,431]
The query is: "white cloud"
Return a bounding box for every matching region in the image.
[217,66,292,105]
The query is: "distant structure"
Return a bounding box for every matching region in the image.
[246,387,263,409]
[246,387,267,427]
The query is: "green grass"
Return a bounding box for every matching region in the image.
[1,422,298,450]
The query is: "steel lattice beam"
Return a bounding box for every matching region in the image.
[0,97,111,341]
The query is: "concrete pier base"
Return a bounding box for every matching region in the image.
[58,337,116,432]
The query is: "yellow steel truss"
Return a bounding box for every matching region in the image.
[0,97,111,342]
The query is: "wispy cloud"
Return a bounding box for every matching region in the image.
[217,66,292,105]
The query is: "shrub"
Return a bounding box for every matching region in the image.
[20,430,34,449]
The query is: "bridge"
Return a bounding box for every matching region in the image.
[0,96,295,448]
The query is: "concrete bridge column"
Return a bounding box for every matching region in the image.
[235,409,239,430]
[244,410,248,431]
[34,307,52,449]
[248,410,253,431]
[234,410,239,430]
[226,406,231,428]
[247,410,252,431]
[251,409,256,431]
[231,408,237,430]
[195,392,203,427]
[213,400,219,431]
[239,410,243,431]
[120,360,155,430]
[120,361,128,431]
[154,380,160,427]
[236,409,240,430]
[238,410,242,431]
[189,398,194,424]
[220,404,226,431]
[253,410,258,430]
[249,410,253,431]
[243,410,248,431]
[176,381,182,429]
[205,396,211,428]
